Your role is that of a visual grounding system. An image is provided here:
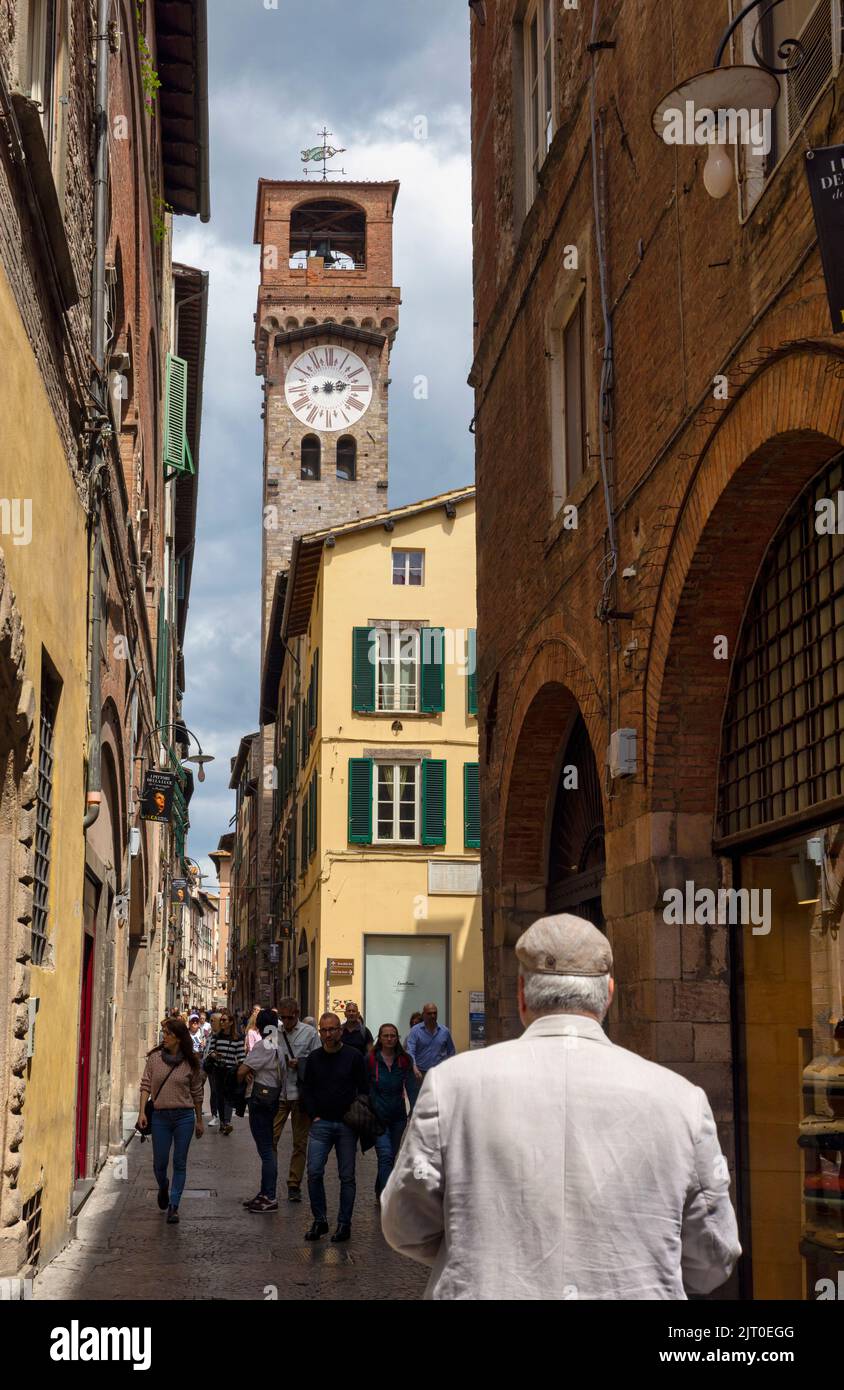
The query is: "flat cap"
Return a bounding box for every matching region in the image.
[515,913,613,978]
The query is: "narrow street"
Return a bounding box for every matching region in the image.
[33,1110,427,1302]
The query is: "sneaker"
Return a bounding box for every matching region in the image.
[247,1196,278,1213]
[208,1116,219,1128]
[222,1123,234,1135]
[242,1193,262,1207]
[166,1205,180,1224]
[287,1187,302,1203]
[157,1183,169,1211]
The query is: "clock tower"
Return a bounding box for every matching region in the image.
[253,177,401,648]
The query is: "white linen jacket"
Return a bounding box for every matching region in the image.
[380,1014,741,1300]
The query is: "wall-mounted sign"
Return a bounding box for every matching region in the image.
[469,990,485,1050]
[806,145,844,335]
[171,878,188,905]
[140,769,175,823]
[268,943,280,964]
[328,957,354,978]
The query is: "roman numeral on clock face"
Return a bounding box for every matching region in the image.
[307,351,323,371]
[306,406,319,424]
[324,347,335,367]
[347,397,364,411]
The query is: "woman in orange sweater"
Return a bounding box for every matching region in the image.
[137,1017,205,1223]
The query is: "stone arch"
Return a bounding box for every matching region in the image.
[0,552,35,1274]
[644,347,844,814]
[489,621,606,1039]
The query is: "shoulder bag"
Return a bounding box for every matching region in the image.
[136,1058,172,1142]
[249,1050,281,1112]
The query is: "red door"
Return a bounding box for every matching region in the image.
[75,878,97,1180]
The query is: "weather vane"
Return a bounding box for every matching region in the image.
[301,128,347,181]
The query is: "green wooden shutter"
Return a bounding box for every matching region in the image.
[290,705,298,780]
[467,628,478,717]
[290,808,297,883]
[309,774,317,857]
[312,648,320,727]
[348,758,373,844]
[300,697,308,768]
[422,758,447,845]
[464,762,481,848]
[155,589,169,730]
[163,354,191,476]
[421,627,445,713]
[352,627,376,712]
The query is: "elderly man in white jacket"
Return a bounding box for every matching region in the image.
[380,913,741,1300]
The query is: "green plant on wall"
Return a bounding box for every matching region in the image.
[136,2,161,112]
[152,191,172,244]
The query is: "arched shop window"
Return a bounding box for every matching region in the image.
[717,449,844,1302]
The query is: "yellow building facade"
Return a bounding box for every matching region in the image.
[264,488,482,1050]
[0,264,89,1273]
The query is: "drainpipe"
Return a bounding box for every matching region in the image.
[83,0,111,832]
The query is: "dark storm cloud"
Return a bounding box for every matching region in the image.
[174,0,475,884]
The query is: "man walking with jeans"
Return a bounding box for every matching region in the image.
[302,1012,368,1244]
[273,997,319,1202]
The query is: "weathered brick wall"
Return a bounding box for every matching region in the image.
[470,0,844,1140]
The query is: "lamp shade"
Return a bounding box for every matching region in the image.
[651,66,780,143]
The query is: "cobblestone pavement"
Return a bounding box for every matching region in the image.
[34,1104,428,1301]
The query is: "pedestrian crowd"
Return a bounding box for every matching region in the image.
[136,913,743,1301]
[137,996,455,1242]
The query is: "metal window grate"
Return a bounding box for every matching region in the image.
[32,674,58,966]
[718,453,844,838]
[22,1188,43,1267]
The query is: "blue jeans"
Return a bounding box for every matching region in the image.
[307,1119,357,1225]
[373,1117,407,1195]
[248,1100,279,1199]
[151,1108,194,1207]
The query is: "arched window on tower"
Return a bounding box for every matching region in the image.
[336,436,356,482]
[301,435,321,480]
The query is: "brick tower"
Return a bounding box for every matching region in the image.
[253,177,401,650]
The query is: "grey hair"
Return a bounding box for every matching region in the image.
[520,970,610,1020]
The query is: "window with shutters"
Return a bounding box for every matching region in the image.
[741,0,841,214]
[32,661,60,967]
[163,354,193,478]
[376,763,420,843]
[25,0,60,165]
[308,773,317,858]
[519,0,556,211]
[155,589,170,731]
[464,762,481,849]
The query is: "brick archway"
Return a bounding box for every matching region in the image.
[0,552,35,1274]
[486,621,605,1039]
[644,348,844,813]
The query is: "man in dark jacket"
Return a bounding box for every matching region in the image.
[302,1012,369,1243]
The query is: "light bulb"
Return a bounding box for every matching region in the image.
[703,142,733,199]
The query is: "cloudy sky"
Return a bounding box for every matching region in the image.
[173,1,475,885]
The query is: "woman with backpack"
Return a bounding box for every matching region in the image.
[136,1017,204,1223]
[368,1023,411,1200]
[204,1009,245,1134]
[237,1008,283,1213]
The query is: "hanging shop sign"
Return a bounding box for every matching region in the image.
[469,990,486,1050]
[140,769,175,823]
[171,878,188,905]
[805,145,844,335]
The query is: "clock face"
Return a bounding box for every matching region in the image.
[284,345,373,432]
